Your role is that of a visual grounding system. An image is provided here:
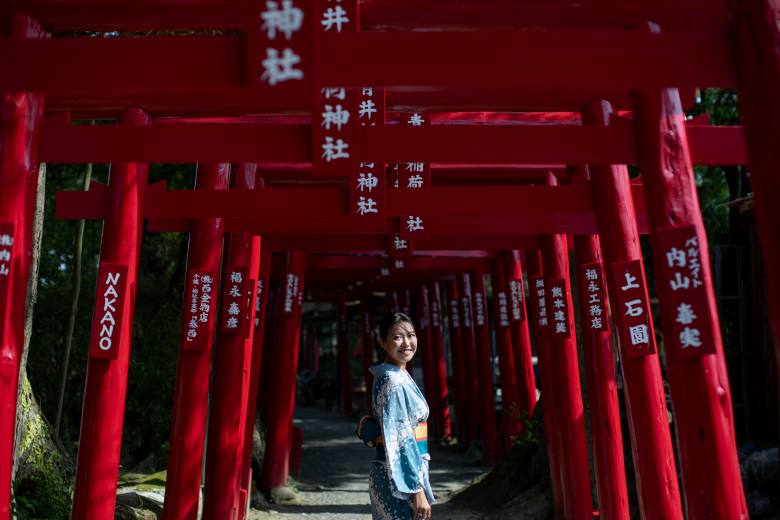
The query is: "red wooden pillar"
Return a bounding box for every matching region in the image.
[311,327,320,374]
[539,197,593,519]
[429,282,452,439]
[259,285,280,413]
[458,273,481,445]
[298,328,308,372]
[0,15,45,518]
[163,164,230,520]
[237,247,273,520]
[734,0,780,388]
[337,293,352,414]
[401,288,412,317]
[361,297,375,413]
[633,88,747,518]
[390,290,400,312]
[401,288,415,375]
[470,272,499,465]
[525,251,564,519]
[583,100,683,519]
[309,328,316,373]
[70,108,150,518]
[490,258,522,452]
[503,251,537,421]
[445,280,468,444]
[261,252,306,489]
[416,285,438,432]
[203,164,262,520]
[299,328,308,372]
[570,165,630,520]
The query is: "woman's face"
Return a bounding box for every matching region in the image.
[380,320,417,368]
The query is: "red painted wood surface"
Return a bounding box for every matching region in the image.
[237,247,272,520]
[390,291,400,312]
[47,88,640,118]
[202,164,262,519]
[91,213,650,238]
[6,0,729,32]
[360,0,729,31]
[38,119,746,165]
[503,251,537,422]
[445,280,468,444]
[0,30,732,95]
[524,251,563,518]
[361,299,375,414]
[289,426,304,480]
[324,29,727,91]
[539,173,592,519]
[57,184,653,239]
[306,255,489,272]
[583,99,683,519]
[265,234,541,253]
[416,285,438,433]
[163,164,229,520]
[429,282,452,439]
[490,258,522,453]
[261,252,306,488]
[0,15,45,518]
[569,164,629,520]
[633,86,747,518]
[400,289,412,318]
[71,108,151,518]
[578,239,630,520]
[733,0,780,475]
[311,332,319,374]
[569,165,629,520]
[87,262,128,360]
[337,294,353,414]
[470,272,499,465]
[457,273,481,446]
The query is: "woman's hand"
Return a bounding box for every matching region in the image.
[412,490,431,520]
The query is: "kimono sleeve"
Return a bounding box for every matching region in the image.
[377,376,425,498]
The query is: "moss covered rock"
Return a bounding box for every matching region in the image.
[12,377,72,520]
[115,489,164,520]
[115,470,166,519]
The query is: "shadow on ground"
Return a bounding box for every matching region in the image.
[250,405,487,520]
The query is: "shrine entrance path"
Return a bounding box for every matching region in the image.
[249,404,486,520]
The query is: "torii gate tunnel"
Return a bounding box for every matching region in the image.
[1,0,779,518]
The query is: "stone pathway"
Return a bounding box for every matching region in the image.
[249,405,487,520]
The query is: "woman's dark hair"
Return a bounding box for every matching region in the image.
[377,312,414,341]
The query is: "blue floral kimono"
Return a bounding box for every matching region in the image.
[368,363,435,519]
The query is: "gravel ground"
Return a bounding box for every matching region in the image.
[249,405,488,520]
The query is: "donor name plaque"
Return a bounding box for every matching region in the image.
[89,263,129,360]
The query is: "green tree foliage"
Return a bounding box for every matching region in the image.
[27,162,195,473]
[686,89,741,245]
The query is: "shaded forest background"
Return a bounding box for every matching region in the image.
[13,89,765,516]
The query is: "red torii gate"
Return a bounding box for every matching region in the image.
[1,1,775,519]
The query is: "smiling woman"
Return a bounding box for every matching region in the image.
[368,313,434,520]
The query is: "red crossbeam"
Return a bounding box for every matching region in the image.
[0,30,733,96]
[145,214,632,236]
[264,235,541,252]
[57,183,650,237]
[46,87,639,117]
[306,255,489,271]
[4,0,728,31]
[320,30,734,90]
[38,122,746,165]
[56,183,638,219]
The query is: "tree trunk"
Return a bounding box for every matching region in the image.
[13,163,46,477]
[10,165,72,518]
[54,163,92,439]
